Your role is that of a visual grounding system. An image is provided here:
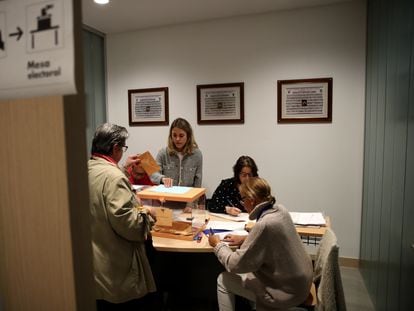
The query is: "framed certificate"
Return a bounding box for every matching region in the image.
[277,78,332,123]
[197,82,244,124]
[128,87,169,126]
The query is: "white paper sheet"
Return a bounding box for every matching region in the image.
[208,220,246,231]
[132,185,146,191]
[289,212,326,226]
[213,230,249,240]
[209,212,250,222]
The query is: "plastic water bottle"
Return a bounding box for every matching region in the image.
[192,195,208,232]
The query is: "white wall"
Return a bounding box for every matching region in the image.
[106,0,366,259]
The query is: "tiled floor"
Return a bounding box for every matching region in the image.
[341,266,375,311]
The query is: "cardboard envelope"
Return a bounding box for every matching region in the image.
[155,207,173,227]
[138,151,160,175]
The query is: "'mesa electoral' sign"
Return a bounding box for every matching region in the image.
[0,0,76,99]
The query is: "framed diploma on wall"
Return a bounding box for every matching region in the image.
[197,82,244,124]
[277,78,332,123]
[128,87,169,126]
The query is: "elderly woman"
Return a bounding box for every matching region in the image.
[88,123,157,310]
[208,178,313,311]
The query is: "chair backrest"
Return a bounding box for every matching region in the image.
[313,228,346,311]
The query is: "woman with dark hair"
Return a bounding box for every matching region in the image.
[151,117,202,188]
[209,156,258,215]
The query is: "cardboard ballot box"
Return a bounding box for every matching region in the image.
[151,207,194,241]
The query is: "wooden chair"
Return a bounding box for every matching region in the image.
[298,228,346,311]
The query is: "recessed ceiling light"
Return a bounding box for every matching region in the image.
[94,0,109,4]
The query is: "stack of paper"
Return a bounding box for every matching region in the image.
[289,212,326,226]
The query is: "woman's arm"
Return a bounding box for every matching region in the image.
[193,150,203,187]
[150,149,166,184]
[209,178,242,214]
[209,180,228,213]
[214,224,267,274]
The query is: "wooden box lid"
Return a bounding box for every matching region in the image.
[151,221,194,241]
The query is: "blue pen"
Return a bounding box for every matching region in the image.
[227,199,234,207]
[209,227,214,235]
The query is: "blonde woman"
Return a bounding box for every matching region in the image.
[151,117,202,188]
[208,178,313,311]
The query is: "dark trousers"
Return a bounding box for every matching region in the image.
[96,292,162,311]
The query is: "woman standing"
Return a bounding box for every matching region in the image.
[151,117,202,188]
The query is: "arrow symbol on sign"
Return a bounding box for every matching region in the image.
[9,26,23,41]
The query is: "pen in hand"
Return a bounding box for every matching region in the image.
[208,227,221,247]
[226,199,241,216]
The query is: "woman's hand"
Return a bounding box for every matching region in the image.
[208,234,221,247]
[225,206,241,216]
[222,234,246,246]
[162,177,173,187]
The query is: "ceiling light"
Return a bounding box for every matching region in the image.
[94,0,109,4]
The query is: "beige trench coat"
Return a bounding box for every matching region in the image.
[88,157,156,303]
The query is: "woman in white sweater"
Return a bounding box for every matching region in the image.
[208,178,313,311]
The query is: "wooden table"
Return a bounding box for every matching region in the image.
[150,212,330,310]
[151,213,329,252]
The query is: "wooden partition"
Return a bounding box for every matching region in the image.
[0,96,94,310]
